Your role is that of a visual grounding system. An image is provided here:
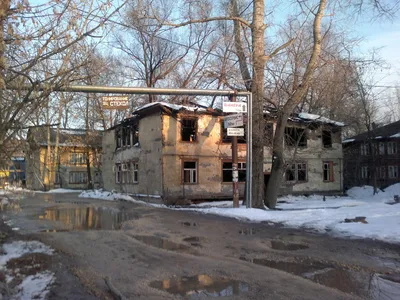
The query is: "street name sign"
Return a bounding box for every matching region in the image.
[227,128,245,136]
[102,96,130,109]
[223,102,247,113]
[224,114,244,128]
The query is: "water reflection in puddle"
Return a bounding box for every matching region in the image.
[133,235,190,251]
[41,207,136,230]
[150,274,249,298]
[245,257,400,299]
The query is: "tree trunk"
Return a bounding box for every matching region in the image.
[264,0,326,209]
[250,0,267,208]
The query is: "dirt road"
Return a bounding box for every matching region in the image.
[2,191,400,299]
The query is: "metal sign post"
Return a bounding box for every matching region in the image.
[230,94,239,208]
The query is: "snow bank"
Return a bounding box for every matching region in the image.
[36,188,83,194]
[78,189,164,207]
[181,184,400,244]
[0,241,54,267]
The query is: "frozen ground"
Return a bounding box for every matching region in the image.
[0,241,55,300]
[79,184,400,244]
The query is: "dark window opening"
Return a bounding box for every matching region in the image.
[181,119,197,142]
[286,163,307,182]
[285,127,307,147]
[222,162,246,182]
[264,123,274,147]
[323,161,334,182]
[122,127,130,146]
[116,128,122,148]
[322,130,332,148]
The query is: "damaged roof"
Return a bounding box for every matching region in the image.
[343,120,400,143]
[28,127,103,147]
[129,101,344,127]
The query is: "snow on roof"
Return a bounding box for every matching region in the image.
[133,101,207,114]
[298,112,344,127]
[390,132,400,138]
[59,129,86,135]
[375,136,383,139]
[342,139,355,143]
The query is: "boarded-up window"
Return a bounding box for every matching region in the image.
[183,161,197,183]
[181,119,197,142]
[322,131,332,148]
[285,127,307,147]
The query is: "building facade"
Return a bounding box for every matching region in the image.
[343,121,400,189]
[26,128,103,191]
[102,103,344,204]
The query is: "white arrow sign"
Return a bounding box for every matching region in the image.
[223,102,247,113]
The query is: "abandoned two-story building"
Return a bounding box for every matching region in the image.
[102,102,344,204]
[26,128,103,191]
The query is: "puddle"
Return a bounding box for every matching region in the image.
[239,228,256,235]
[133,235,190,252]
[41,207,136,230]
[270,240,309,251]
[247,257,400,299]
[149,274,249,298]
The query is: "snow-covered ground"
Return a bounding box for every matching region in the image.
[183,184,400,244]
[0,241,55,299]
[78,184,400,244]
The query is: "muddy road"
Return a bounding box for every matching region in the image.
[2,191,400,299]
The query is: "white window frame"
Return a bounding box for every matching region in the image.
[323,162,334,182]
[360,143,370,155]
[69,171,87,184]
[388,142,397,155]
[183,161,197,184]
[361,166,369,179]
[379,142,385,155]
[388,166,398,179]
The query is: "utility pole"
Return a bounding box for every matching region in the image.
[231,94,239,208]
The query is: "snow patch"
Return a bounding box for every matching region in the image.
[390,132,400,138]
[342,139,355,143]
[298,112,344,126]
[78,190,164,207]
[0,241,54,267]
[36,188,83,194]
[12,271,55,300]
[179,184,400,244]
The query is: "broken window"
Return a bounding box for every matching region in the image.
[116,128,122,149]
[264,123,274,147]
[221,122,246,144]
[183,161,197,183]
[323,162,334,182]
[122,127,130,147]
[322,130,332,148]
[285,127,307,147]
[222,162,246,182]
[286,163,307,182]
[132,125,139,146]
[181,118,197,142]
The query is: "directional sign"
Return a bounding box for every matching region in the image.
[224,114,243,128]
[227,128,245,136]
[223,102,247,113]
[102,96,129,110]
